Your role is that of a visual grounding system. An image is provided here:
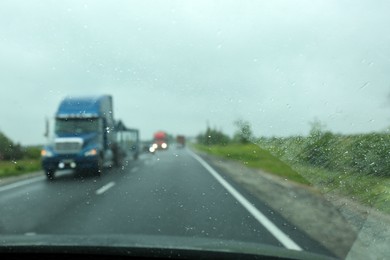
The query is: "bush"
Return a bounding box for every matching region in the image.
[23,146,41,160]
[233,119,254,144]
[259,132,390,177]
[197,127,230,146]
[299,131,337,168]
[346,134,390,176]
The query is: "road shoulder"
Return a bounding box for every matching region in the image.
[0,171,43,188]
[192,150,358,259]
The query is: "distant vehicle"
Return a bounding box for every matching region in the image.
[152,131,168,151]
[148,143,156,154]
[176,135,185,148]
[41,95,137,179]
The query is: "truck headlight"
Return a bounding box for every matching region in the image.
[85,148,97,156]
[41,149,53,157]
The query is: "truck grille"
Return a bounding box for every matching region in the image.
[54,138,83,154]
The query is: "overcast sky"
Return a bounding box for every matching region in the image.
[1,0,390,145]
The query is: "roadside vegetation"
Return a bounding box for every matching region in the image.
[0,160,41,178]
[0,131,41,178]
[194,120,390,214]
[194,120,310,185]
[257,121,390,214]
[193,143,310,185]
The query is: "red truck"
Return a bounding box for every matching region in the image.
[152,131,168,151]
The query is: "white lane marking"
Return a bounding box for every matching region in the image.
[0,176,45,193]
[188,150,302,251]
[95,182,115,195]
[130,167,139,173]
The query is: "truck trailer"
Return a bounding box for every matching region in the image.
[116,120,140,160]
[41,95,132,179]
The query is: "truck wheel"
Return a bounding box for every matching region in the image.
[113,153,122,168]
[46,170,55,180]
[95,155,104,176]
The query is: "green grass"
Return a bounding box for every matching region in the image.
[193,142,390,213]
[0,159,41,178]
[192,143,311,185]
[257,134,390,214]
[292,164,390,214]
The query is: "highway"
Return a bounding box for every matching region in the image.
[0,148,333,257]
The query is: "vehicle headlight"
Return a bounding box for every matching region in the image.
[149,147,155,153]
[85,148,97,156]
[152,143,158,149]
[161,143,167,149]
[41,149,53,157]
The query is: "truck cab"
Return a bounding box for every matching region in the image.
[153,131,168,151]
[41,95,116,179]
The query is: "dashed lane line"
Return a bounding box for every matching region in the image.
[0,176,45,193]
[95,181,115,195]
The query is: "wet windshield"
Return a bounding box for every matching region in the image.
[0,1,389,260]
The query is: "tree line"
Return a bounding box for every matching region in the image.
[0,131,40,161]
[196,119,254,146]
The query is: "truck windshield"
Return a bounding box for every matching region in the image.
[55,118,101,134]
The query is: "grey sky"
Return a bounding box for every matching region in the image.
[1,0,390,145]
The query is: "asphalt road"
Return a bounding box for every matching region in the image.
[0,148,333,257]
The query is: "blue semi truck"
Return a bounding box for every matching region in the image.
[41,95,139,180]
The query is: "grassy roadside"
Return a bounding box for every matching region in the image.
[0,159,41,178]
[193,142,390,214]
[292,164,390,214]
[192,143,311,185]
